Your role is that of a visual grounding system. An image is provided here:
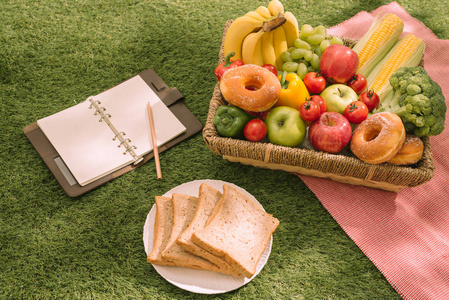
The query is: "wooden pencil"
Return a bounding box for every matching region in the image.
[147,102,162,180]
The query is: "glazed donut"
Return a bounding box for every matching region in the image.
[387,134,424,165]
[350,112,405,164]
[219,64,281,112]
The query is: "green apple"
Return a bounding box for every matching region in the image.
[265,106,306,147]
[320,84,358,114]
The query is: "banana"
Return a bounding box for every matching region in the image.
[241,30,265,65]
[282,11,299,48]
[245,11,266,21]
[224,1,296,68]
[261,30,277,68]
[267,0,284,16]
[255,6,271,19]
[273,26,288,70]
[224,16,264,61]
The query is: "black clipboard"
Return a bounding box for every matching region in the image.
[23,68,203,197]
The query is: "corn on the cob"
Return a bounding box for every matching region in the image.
[352,13,404,77]
[366,33,425,102]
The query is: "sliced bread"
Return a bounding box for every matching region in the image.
[161,193,223,273]
[191,184,280,278]
[147,196,176,266]
[176,183,241,276]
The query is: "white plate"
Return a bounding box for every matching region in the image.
[143,179,273,294]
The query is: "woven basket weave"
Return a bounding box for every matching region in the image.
[203,20,434,192]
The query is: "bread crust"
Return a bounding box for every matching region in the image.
[176,184,242,276]
[148,185,280,279]
[147,196,176,266]
[159,193,222,272]
[191,184,279,278]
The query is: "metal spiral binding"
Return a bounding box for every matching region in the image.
[88,97,143,164]
[113,131,126,141]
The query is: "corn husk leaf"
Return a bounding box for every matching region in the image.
[366,33,425,102]
[353,12,404,78]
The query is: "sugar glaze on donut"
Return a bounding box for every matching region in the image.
[350,112,406,164]
[219,64,281,112]
[387,134,424,165]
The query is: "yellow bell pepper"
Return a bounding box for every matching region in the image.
[275,73,310,110]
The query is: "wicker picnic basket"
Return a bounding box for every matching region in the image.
[203,20,435,192]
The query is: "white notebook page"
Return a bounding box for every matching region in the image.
[37,75,186,186]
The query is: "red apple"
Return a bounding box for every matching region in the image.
[320,44,359,84]
[308,112,352,153]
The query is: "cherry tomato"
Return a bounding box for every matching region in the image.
[347,74,367,94]
[344,101,369,124]
[262,64,278,77]
[300,100,321,122]
[359,89,380,111]
[244,119,267,142]
[303,71,327,94]
[308,95,326,114]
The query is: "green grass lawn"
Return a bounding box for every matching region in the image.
[1,0,448,299]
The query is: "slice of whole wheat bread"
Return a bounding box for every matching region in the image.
[161,193,224,273]
[147,196,176,266]
[176,183,242,276]
[191,184,280,278]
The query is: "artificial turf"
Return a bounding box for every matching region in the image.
[1,0,448,299]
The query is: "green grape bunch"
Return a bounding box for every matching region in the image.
[280,24,344,79]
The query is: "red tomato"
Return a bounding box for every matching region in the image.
[300,100,321,122]
[244,119,267,142]
[262,64,278,77]
[303,72,327,94]
[347,74,367,94]
[359,89,380,111]
[308,95,326,114]
[344,101,368,124]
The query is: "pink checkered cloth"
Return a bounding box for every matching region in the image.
[298,2,449,299]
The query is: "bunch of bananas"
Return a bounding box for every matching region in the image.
[223,0,299,70]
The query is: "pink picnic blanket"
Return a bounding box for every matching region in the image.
[298,2,449,299]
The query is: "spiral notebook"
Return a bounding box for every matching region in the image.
[24,69,201,196]
[36,75,186,187]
